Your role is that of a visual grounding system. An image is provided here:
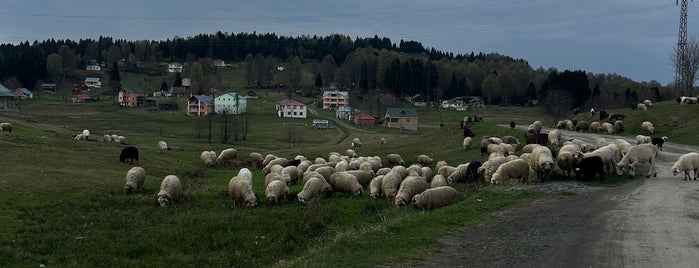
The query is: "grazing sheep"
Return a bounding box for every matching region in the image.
[103,134,112,142]
[380,137,387,145]
[216,148,238,167]
[412,186,458,210]
[157,175,183,207]
[249,152,264,168]
[123,166,146,194]
[574,155,605,182]
[502,136,521,150]
[651,136,669,151]
[351,137,362,148]
[636,103,648,110]
[387,154,405,166]
[641,121,654,134]
[463,137,473,150]
[313,166,336,181]
[200,151,217,167]
[528,120,543,134]
[111,134,119,142]
[557,144,582,179]
[298,176,333,204]
[237,168,253,185]
[447,163,470,183]
[74,129,90,141]
[478,156,509,183]
[381,171,404,201]
[376,167,392,176]
[345,170,374,188]
[369,175,384,199]
[565,139,592,153]
[394,175,429,207]
[613,120,624,134]
[487,143,515,156]
[616,144,658,178]
[575,121,590,132]
[262,154,278,167]
[264,173,284,188]
[262,158,290,174]
[601,122,614,134]
[0,122,12,133]
[584,144,621,175]
[521,144,540,154]
[281,165,300,184]
[265,180,289,205]
[437,165,457,179]
[116,135,126,144]
[590,121,602,132]
[157,141,169,153]
[417,154,434,165]
[643,99,653,108]
[548,129,562,147]
[491,159,530,184]
[119,146,139,164]
[671,152,699,181]
[613,139,632,158]
[529,146,554,182]
[431,174,448,187]
[228,176,258,207]
[346,149,357,158]
[635,135,651,145]
[435,161,449,171]
[510,121,516,129]
[595,138,611,149]
[328,172,363,197]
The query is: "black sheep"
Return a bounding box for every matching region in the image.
[651,136,668,151]
[509,121,516,129]
[463,127,475,138]
[462,161,483,183]
[120,146,139,164]
[286,159,302,167]
[574,155,604,182]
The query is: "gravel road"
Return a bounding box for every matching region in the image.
[408,128,699,267]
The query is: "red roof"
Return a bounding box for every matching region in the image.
[278,99,306,106]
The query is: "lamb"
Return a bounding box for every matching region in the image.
[0,122,12,133]
[557,144,582,179]
[265,180,289,205]
[119,146,139,164]
[157,175,183,207]
[296,177,332,204]
[641,121,654,134]
[249,152,264,168]
[574,155,605,182]
[430,174,448,187]
[123,166,146,194]
[616,144,658,178]
[417,154,434,165]
[651,136,669,151]
[635,135,651,145]
[200,151,217,167]
[601,122,614,134]
[387,153,405,166]
[528,120,543,134]
[412,186,458,210]
[216,148,238,167]
[328,172,363,197]
[462,137,473,150]
[157,141,169,153]
[394,175,429,207]
[643,99,653,108]
[381,171,404,201]
[380,137,387,145]
[529,146,554,182]
[491,159,530,184]
[351,137,362,148]
[614,120,624,134]
[478,156,508,183]
[369,175,384,199]
[671,152,699,180]
[103,134,112,142]
[228,176,258,207]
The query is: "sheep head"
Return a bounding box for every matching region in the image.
[157,196,169,207]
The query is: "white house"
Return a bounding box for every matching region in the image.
[276,99,307,118]
[84,77,101,88]
[86,64,101,71]
[214,92,247,115]
[167,63,183,73]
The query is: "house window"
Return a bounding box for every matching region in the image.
[287,112,291,116]
[300,112,304,116]
[293,112,297,116]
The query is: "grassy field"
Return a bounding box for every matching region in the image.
[0,93,696,267]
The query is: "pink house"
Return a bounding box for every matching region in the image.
[187,95,215,116]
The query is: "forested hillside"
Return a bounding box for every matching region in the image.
[0,32,667,111]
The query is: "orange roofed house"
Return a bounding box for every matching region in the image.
[276,99,307,118]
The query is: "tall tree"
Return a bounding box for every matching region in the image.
[672,34,699,96]
[320,54,337,86]
[46,53,63,83]
[190,62,205,95]
[173,72,183,87]
[58,45,78,70]
[244,53,254,86]
[315,73,323,88]
[481,74,502,104]
[286,56,303,97]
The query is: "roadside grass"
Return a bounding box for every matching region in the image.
[1,96,697,266]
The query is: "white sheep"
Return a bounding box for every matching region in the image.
[200,151,217,167]
[351,137,362,148]
[381,171,404,201]
[671,152,699,181]
[430,174,448,187]
[157,141,168,153]
[265,180,289,205]
[237,168,253,185]
[111,134,119,142]
[417,154,434,165]
[491,159,530,184]
[521,144,540,154]
[487,143,514,156]
[529,146,554,182]
[636,103,648,110]
[447,163,470,183]
[376,167,392,176]
[548,129,561,146]
[380,137,387,145]
[612,139,632,158]
[103,134,112,142]
[616,144,658,178]
[281,165,300,184]
[437,165,457,178]
[641,121,654,134]
[313,166,335,181]
[614,120,624,134]
[557,144,582,179]
[478,156,508,183]
[565,139,592,153]
[328,172,363,197]
[117,135,126,144]
[412,186,458,210]
[262,154,278,166]
[262,158,289,174]
[298,176,333,204]
[601,122,614,134]
[81,129,90,140]
[73,133,86,140]
[369,175,384,199]
[346,149,357,158]
[124,166,146,194]
[228,176,258,207]
[590,121,602,132]
[264,173,284,188]
[583,143,621,175]
[635,135,651,145]
[461,137,473,150]
[643,99,653,108]
[216,148,238,166]
[0,122,12,133]
[387,153,405,166]
[435,161,449,171]
[394,175,429,207]
[157,175,183,207]
[249,152,264,168]
[528,120,543,134]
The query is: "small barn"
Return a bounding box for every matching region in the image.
[15,88,33,100]
[384,107,418,131]
[353,112,376,127]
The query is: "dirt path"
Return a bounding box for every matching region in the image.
[408,128,699,267]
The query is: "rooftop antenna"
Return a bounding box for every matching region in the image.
[676,0,693,95]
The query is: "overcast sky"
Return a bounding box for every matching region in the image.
[1,0,697,85]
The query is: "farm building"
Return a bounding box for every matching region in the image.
[335,106,358,120]
[187,95,214,116]
[322,89,349,110]
[15,88,33,100]
[353,112,376,126]
[412,94,427,106]
[41,83,56,94]
[119,88,147,107]
[0,83,14,109]
[246,90,259,99]
[85,64,101,71]
[167,63,183,73]
[384,107,418,131]
[276,99,307,118]
[313,119,329,129]
[84,77,101,88]
[214,92,246,115]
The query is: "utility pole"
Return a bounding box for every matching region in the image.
[676,0,692,95]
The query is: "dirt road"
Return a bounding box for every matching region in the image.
[411,129,699,267]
